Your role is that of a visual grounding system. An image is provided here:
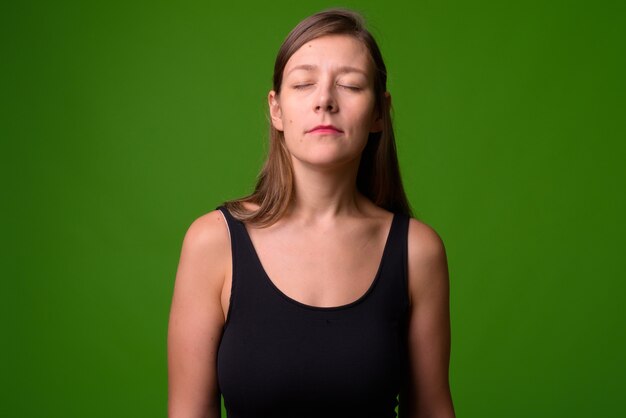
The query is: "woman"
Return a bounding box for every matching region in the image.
[168,8,455,418]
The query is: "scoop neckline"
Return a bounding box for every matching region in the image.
[240,213,398,312]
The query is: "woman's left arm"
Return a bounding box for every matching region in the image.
[401,219,456,418]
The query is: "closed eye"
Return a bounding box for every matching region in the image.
[338,85,362,91]
[292,83,362,91]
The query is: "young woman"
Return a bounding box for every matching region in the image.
[168,8,455,418]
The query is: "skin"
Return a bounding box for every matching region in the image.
[168,34,455,418]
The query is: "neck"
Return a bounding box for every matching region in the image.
[288,158,364,223]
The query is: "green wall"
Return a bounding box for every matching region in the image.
[3,1,625,417]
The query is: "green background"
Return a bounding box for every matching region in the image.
[3,0,625,417]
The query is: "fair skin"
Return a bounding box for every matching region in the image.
[168,34,455,418]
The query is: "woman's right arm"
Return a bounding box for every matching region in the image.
[168,210,230,418]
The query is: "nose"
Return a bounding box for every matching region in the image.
[314,82,338,113]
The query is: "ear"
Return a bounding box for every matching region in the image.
[268,90,284,132]
[370,91,391,133]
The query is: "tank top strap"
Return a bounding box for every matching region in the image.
[215,204,263,271]
[216,205,242,235]
[215,205,263,328]
[216,205,247,257]
[386,212,410,281]
[368,211,411,315]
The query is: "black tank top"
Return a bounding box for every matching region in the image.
[216,206,411,418]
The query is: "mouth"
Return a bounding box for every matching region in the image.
[307,125,343,134]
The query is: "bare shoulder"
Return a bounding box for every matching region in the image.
[406,218,450,306]
[176,209,231,292]
[183,209,230,250]
[407,218,447,261]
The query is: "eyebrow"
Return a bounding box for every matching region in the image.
[286,64,368,77]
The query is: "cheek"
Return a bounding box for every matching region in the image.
[279,101,299,126]
[349,96,376,119]
[350,109,375,133]
[282,111,298,132]
[279,107,300,142]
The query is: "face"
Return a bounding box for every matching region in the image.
[268,34,386,170]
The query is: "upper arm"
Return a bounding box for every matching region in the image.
[401,219,455,418]
[168,210,230,418]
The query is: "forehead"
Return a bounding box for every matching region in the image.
[284,34,374,77]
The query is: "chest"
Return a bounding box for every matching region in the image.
[218,310,406,416]
[215,208,410,417]
[246,226,388,308]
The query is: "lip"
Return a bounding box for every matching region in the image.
[307,125,343,134]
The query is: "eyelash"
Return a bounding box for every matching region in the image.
[292,83,362,91]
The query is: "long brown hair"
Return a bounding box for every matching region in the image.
[224,8,412,226]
